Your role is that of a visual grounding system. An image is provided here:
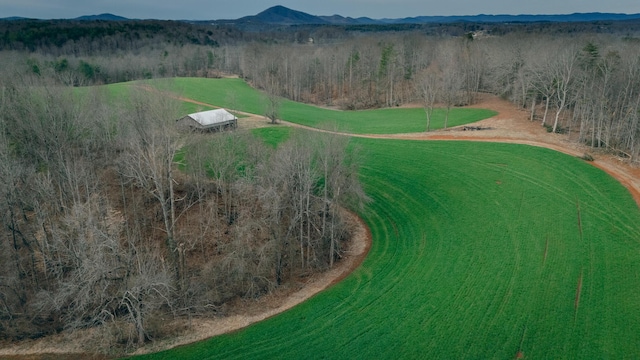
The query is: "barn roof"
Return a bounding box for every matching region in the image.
[187,109,236,127]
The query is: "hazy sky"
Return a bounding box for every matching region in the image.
[2,0,640,20]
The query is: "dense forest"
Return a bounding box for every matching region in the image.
[1,16,640,354]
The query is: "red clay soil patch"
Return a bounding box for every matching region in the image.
[328,210,372,288]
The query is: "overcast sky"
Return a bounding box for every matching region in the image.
[2,0,640,20]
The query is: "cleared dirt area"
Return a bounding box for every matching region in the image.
[2,93,638,359]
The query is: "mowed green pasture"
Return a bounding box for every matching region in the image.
[135,139,640,359]
[128,77,496,134]
[250,126,292,148]
[76,81,216,115]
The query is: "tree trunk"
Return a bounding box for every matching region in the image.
[529,96,536,122]
[444,105,451,129]
[542,96,550,127]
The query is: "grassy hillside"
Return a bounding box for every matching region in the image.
[128,77,496,134]
[134,139,640,359]
[101,77,495,133]
[250,127,292,147]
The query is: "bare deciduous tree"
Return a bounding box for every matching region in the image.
[264,79,282,124]
[417,66,440,132]
[119,89,184,288]
[550,47,579,133]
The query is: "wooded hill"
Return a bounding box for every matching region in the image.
[0,79,366,350]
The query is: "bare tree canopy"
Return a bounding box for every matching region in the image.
[0,77,365,352]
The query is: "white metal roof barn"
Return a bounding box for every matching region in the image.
[178,108,237,131]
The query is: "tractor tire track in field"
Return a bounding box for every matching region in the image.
[575,268,584,318]
[543,235,549,266]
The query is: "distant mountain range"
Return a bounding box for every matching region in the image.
[0,13,128,21]
[234,6,640,25]
[3,6,640,25]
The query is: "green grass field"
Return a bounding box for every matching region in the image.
[132,137,640,359]
[81,77,496,134]
[116,77,496,134]
[250,127,292,148]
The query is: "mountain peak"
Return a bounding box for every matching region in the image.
[242,5,328,25]
[259,5,290,14]
[74,13,128,21]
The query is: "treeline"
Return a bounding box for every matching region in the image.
[2,45,243,85]
[0,20,248,85]
[238,32,640,162]
[244,33,640,160]
[0,20,231,53]
[487,34,640,159]
[0,78,365,352]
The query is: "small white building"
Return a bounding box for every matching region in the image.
[178,109,237,132]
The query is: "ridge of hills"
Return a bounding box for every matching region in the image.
[1,13,128,21]
[220,6,640,25]
[4,5,640,25]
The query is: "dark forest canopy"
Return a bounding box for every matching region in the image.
[0,20,228,52]
[4,17,640,54]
